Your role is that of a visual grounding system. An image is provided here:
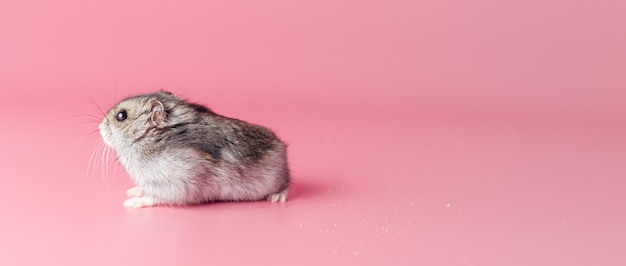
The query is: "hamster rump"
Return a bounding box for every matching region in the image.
[98,91,290,208]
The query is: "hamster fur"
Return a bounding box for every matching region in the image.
[99,91,290,208]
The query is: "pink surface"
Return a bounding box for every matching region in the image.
[1,0,625,265]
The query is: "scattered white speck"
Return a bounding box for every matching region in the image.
[410,202,414,206]
[299,224,303,227]
[354,251,359,256]
[446,203,452,208]
[333,223,337,227]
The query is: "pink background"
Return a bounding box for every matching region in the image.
[1,0,625,265]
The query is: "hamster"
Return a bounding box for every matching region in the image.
[98,91,290,208]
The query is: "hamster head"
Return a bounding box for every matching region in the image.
[99,91,176,153]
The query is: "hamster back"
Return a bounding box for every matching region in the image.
[98,91,290,207]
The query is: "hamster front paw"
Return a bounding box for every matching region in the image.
[125,186,144,198]
[123,196,156,208]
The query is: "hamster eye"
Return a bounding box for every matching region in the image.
[116,110,128,122]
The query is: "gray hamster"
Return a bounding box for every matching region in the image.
[99,91,290,208]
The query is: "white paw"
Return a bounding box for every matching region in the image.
[126,186,144,198]
[267,190,287,203]
[123,197,156,208]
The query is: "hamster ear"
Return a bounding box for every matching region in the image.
[150,100,167,125]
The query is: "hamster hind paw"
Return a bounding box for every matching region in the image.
[267,190,287,203]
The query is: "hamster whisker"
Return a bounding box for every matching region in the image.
[84,93,107,118]
[105,144,114,185]
[87,140,102,184]
[100,140,110,185]
[72,113,104,123]
[66,130,99,162]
